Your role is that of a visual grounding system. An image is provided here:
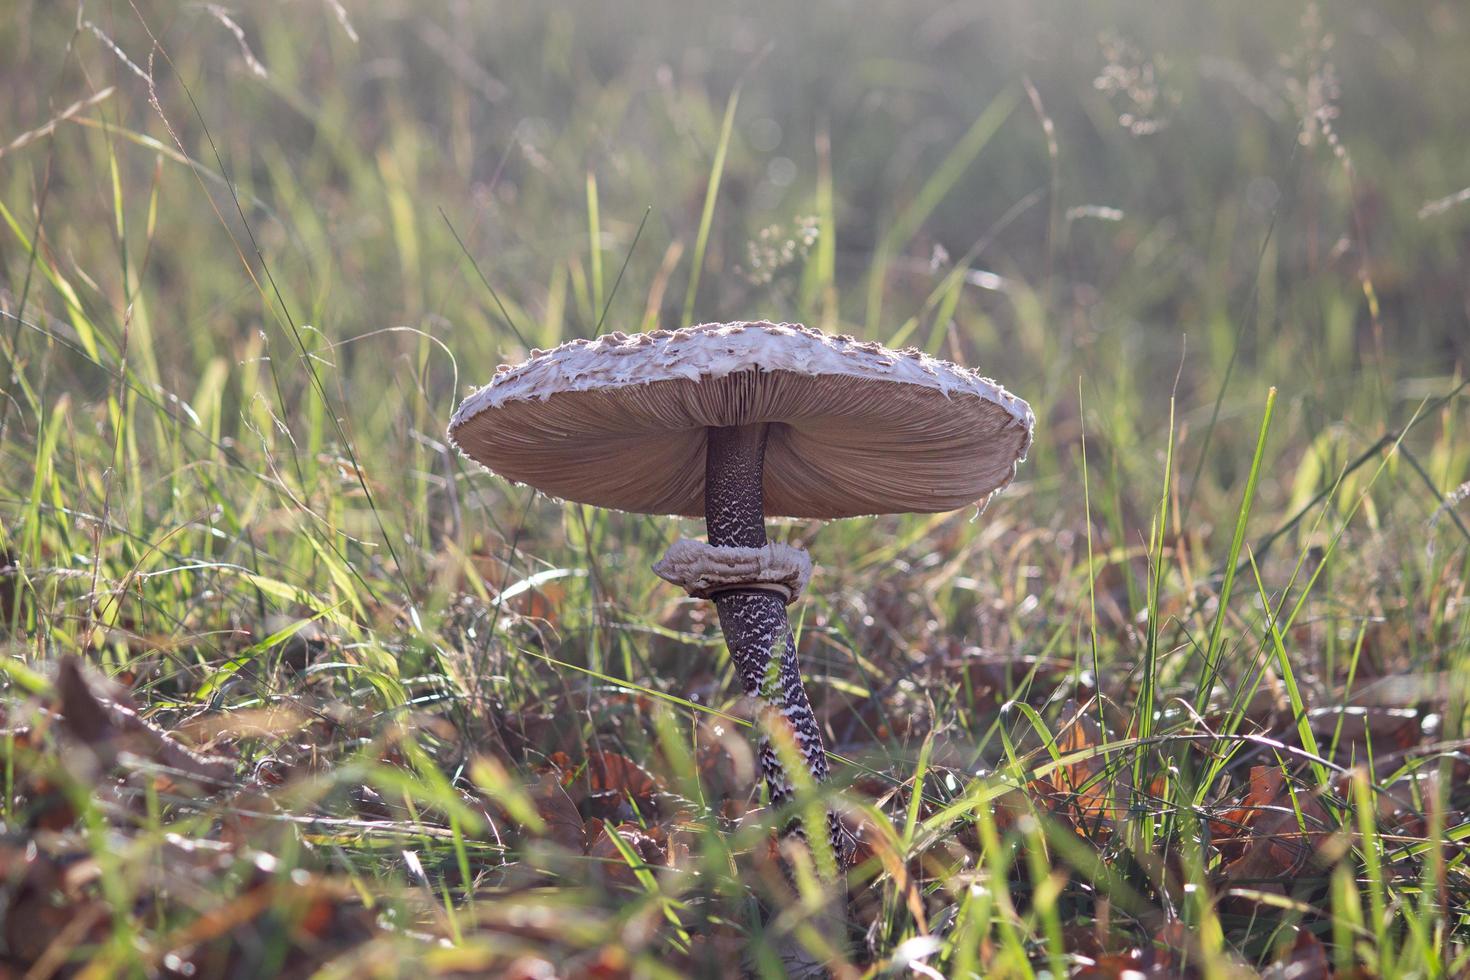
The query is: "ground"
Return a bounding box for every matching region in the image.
[1,0,1468,976]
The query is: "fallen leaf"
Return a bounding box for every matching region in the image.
[954,652,1073,704]
[0,547,19,631]
[1073,920,1186,979]
[55,656,236,790]
[696,720,754,803]
[587,822,662,888]
[1217,766,1333,891]
[502,956,559,980]
[1308,706,1420,755]
[1074,951,1167,978]
[0,838,110,972]
[529,771,586,851]
[1055,700,1122,826]
[584,749,660,818]
[1261,928,1331,980]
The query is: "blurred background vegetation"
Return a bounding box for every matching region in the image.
[1,0,1467,975]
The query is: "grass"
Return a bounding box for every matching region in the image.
[2,0,1469,976]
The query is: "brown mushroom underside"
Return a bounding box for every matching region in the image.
[448,368,1029,519]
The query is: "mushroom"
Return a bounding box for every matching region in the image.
[448,321,1033,868]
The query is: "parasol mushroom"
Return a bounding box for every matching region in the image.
[448,321,1032,867]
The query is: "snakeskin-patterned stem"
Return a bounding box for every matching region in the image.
[705,424,854,868]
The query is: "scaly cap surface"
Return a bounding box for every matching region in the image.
[449,321,1033,519]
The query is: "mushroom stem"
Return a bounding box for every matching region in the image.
[705,424,852,867]
[704,423,770,551]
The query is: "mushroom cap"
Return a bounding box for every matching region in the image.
[448,321,1033,519]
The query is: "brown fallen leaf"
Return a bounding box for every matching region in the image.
[679,930,748,979]
[175,705,310,744]
[583,943,633,979]
[658,824,695,871]
[1309,706,1421,755]
[0,547,19,631]
[0,837,110,973]
[55,656,236,790]
[1217,765,1334,892]
[1073,950,1174,979]
[953,651,1073,705]
[864,829,929,937]
[148,868,377,976]
[695,719,755,804]
[1074,919,1187,978]
[501,956,560,980]
[1261,928,1331,980]
[1055,699,1124,827]
[587,822,663,888]
[529,770,586,851]
[584,749,661,818]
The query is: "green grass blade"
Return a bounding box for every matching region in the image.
[681,86,740,326]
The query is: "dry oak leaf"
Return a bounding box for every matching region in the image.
[1054,699,1126,827]
[0,840,109,969]
[1218,766,1334,890]
[584,750,661,813]
[1261,928,1331,980]
[587,822,663,888]
[1308,706,1420,752]
[1074,919,1188,979]
[55,655,236,790]
[530,771,587,851]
